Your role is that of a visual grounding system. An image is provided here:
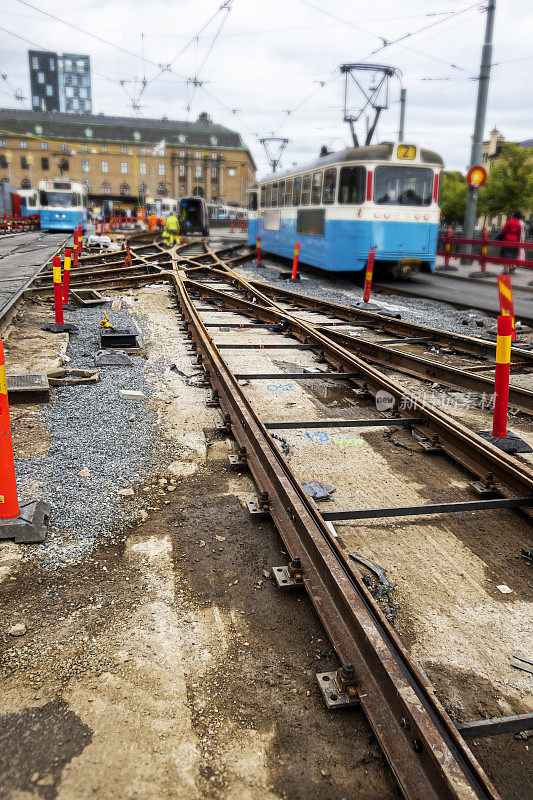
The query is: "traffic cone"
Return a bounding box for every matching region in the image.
[0,341,50,543]
[0,341,19,520]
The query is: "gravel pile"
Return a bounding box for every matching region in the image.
[14,300,165,568]
[234,259,497,338]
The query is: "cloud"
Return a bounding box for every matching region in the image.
[1,0,531,175]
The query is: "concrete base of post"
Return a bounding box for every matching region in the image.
[469,269,497,278]
[355,300,382,311]
[41,323,79,333]
[478,429,533,454]
[0,499,51,543]
[279,271,300,281]
[436,264,458,272]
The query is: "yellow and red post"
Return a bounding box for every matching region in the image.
[257,237,262,267]
[480,228,488,272]
[291,241,300,280]
[492,315,512,438]
[363,246,376,303]
[497,274,517,341]
[53,257,64,325]
[0,341,20,521]
[444,226,451,267]
[62,248,72,305]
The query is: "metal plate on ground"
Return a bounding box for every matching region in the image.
[316,673,360,709]
[100,329,138,349]
[70,288,107,306]
[7,373,50,402]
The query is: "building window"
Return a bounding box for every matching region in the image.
[101,160,109,173]
[195,151,201,158]
[61,143,68,151]
[179,165,185,178]
[211,152,217,159]
[32,57,39,70]
[79,88,87,99]
[158,183,167,196]
[20,141,27,149]
[21,156,29,169]
[120,183,130,196]
[139,161,147,175]
[139,147,146,156]
[121,162,128,174]
[50,58,55,71]
[158,163,165,176]
[46,85,53,97]
[37,72,44,84]
[133,131,140,141]
[211,166,218,180]
[0,156,7,169]
[41,157,49,170]
[0,140,5,148]
[72,99,79,110]
[32,96,39,108]
[101,182,111,195]
[40,142,48,150]
[21,178,31,189]
[71,75,78,87]
[82,158,89,173]
[64,59,72,71]
[195,165,201,179]
[101,145,108,153]
[77,60,85,72]
[179,150,185,158]
[120,146,127,154]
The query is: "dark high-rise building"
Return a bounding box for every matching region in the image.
[28,50,92,115]
[28,50,60,112]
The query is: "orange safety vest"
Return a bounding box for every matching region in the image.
[148,213,158,231]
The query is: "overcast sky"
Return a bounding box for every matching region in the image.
[0,0,531,176]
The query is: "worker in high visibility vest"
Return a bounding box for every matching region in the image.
[147,212,158,232]
[162,211,179,246]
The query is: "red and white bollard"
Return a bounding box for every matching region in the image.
[357,246,381,309]
[257,236,262,267]
[291,241,300,280]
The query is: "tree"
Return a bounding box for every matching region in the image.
[440,170,466,223]
[478,143,533,219]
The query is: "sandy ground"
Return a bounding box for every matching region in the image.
[0,287,398,800]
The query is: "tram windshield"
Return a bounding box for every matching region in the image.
[374,166,433,206]
[40,191,81,207]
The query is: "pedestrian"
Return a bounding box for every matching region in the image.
[499,211,522,274]
[162,210,179,246]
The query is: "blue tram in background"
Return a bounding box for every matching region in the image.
[247,142,443,277]
[35,179,88,231]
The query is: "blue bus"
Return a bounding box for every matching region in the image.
[37,179,88,231]
[247,142,443,277]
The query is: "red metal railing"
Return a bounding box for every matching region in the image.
[437,231,533,269]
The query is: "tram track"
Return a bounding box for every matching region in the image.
[25,232,533,798]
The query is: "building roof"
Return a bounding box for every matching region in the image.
[0,108,255,161]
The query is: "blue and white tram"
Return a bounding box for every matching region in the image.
[247,142,443,276]
[38,179,88,231]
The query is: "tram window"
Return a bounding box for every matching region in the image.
[374,166,433,206]
[301,174,311,205]
[285,179,293,206]
[279,181,285,206]
[271,182,278,207]
[265,184,272,207]
[293,177,301,207]
[322,169,337,204]
[311,172,323,205]
[248,192,258,211]
[260,186,266,208]
[339,167,366,204]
